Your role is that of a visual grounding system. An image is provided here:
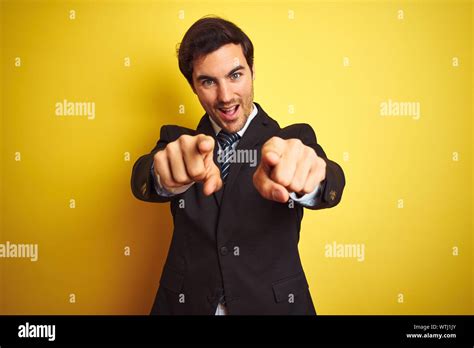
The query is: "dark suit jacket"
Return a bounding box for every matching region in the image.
[131,102,345,315]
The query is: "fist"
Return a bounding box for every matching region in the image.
[153,134,222,196]
[253,137,326,203]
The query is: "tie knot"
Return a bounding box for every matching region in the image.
[216,131,241,149]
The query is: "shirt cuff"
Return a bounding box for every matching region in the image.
[289,183,322,207]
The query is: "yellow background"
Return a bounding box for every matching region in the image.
[1,0,472,314]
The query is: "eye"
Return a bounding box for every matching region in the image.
[202,79,214,87]
[231,72,242,80]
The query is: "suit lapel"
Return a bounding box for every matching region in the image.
[221,103,270,203]
[216,103,274,246]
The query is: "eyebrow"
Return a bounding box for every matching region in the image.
[196,65,245,82]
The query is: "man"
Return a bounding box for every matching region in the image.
[131,16,345,315]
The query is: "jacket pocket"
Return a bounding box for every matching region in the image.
[159,266,184,294]
[272,272,309,303]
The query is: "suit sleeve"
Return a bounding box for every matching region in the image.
[130,125,194,203]
[278,123,346,210]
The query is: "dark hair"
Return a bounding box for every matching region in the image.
[177,16,254,87]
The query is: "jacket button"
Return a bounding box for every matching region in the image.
[220,246,228,255]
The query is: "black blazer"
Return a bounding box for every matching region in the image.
[131,102,345,315]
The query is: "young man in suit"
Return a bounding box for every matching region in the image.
[131,16,345,315]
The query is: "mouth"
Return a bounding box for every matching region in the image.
[217,104,240,121]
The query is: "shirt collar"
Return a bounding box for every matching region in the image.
[208,103,258,137]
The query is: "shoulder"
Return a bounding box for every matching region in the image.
[159,124,196,142]
[278,123,316,140]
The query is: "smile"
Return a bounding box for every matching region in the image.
[218,104,240,121]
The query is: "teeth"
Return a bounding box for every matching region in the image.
[221,105,237,113]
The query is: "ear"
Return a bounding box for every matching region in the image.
[251,64,256,80]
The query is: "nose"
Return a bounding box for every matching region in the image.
[217,81,233,105]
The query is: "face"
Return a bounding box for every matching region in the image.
[191,43,255,134]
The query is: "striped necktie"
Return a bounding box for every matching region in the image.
[216,130,241,182]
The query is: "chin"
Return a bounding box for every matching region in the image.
[224,119,246,133]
